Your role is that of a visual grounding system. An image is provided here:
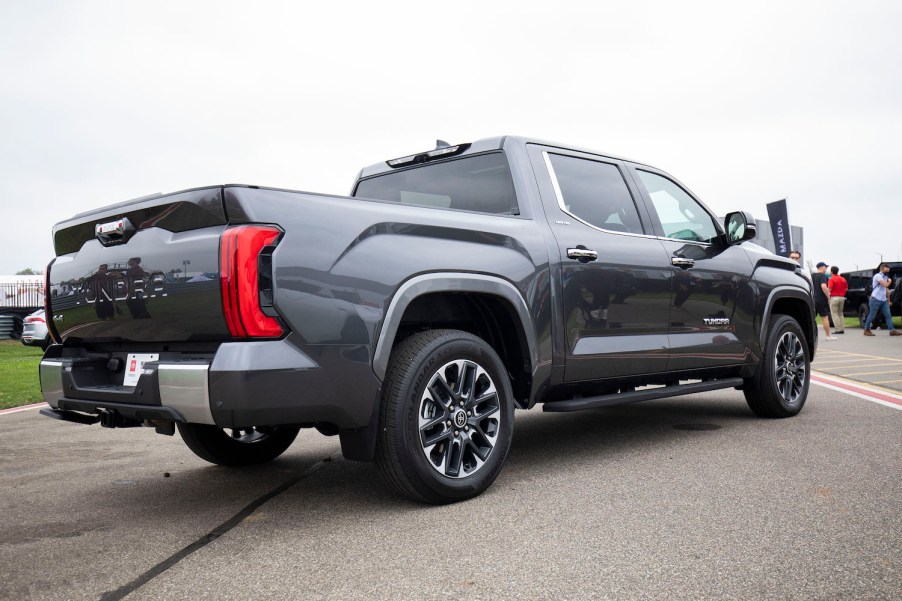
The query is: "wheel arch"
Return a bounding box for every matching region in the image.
[373,273,537,408]
[762,286,817,359]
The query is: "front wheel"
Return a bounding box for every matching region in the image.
[375,329,515,504]
[743,315,810,418]
[177,423,300,466]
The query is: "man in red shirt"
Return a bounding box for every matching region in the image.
[828,266,849,334]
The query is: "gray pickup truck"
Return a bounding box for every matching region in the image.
[40,136,816,503]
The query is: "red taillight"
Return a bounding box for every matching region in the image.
[25,316,45,324]
[220,225,284,338]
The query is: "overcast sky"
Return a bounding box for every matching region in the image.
[1,0,900,276]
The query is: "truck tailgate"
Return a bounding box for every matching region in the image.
[47,187,231,344]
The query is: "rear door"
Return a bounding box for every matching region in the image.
[626,165,755,370]
[528,145,672,381]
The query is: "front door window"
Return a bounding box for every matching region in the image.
[634,170,719,243]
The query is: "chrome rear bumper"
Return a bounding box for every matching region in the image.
[39,359,215,425]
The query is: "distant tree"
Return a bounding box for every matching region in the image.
[16,268,43,275]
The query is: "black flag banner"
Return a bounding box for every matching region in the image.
[766,199,792,257]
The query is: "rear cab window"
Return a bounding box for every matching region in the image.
[352,153,519,215]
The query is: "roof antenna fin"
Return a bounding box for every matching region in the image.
[435,139,451,149]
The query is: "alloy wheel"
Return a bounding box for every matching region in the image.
[774,331,806,403]
[418,359,502,478]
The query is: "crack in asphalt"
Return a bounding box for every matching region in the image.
[98,451,341,601]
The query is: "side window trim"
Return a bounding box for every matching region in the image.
[626,164,724,246]
[542,151,655,238]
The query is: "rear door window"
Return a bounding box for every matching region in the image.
[545,154,645,234]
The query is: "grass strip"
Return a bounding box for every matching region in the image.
[816,316,902,328]
[0,340,44,409]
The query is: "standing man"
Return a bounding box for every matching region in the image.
[84,263,115,320]
[123,257,152,319]
[863,263,900,336]
[789,250,801,263]
[827,266,848,334]
[812,262,836,340]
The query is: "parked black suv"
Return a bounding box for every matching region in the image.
[40,136,817,503]
[842,263,902,328]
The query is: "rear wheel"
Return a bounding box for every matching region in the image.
[375,329,514,504]
[744,315,810,418]
[177,423,300,466]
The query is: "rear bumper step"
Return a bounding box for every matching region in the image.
[42,401,185,424]
[40,358,214,425]
[39,407,101,425]
[543,378,745,412]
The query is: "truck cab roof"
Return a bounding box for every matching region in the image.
[355,135,639,181]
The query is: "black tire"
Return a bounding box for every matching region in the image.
[743,315,810,418]
[177,423,300,466]
[375,329,515,504]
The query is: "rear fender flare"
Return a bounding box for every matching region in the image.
[372,273,537,381]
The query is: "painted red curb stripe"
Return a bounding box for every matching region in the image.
[811,374,902,407]
[0,402,45,415]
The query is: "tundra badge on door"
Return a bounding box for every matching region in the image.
[703,317,731,326]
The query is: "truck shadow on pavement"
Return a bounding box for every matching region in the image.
[18,393,795,600]
[67,393,765,524]
[508,394,757,467]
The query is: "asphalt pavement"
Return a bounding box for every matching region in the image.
[1,379,899,601]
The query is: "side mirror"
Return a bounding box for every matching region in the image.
[725,211,757,244]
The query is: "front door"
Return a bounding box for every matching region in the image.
[628,166,755,371]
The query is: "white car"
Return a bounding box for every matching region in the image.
[21,309,50,349]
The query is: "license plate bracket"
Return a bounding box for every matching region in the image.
[123,353,159,387]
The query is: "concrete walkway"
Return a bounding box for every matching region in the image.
[812,323,902,392]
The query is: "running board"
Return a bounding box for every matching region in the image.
[542,378,745,412]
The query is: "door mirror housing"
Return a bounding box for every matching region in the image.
[724,211,757,245]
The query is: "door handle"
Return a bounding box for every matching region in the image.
[567,247,598,262]
[671,257,695,269]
